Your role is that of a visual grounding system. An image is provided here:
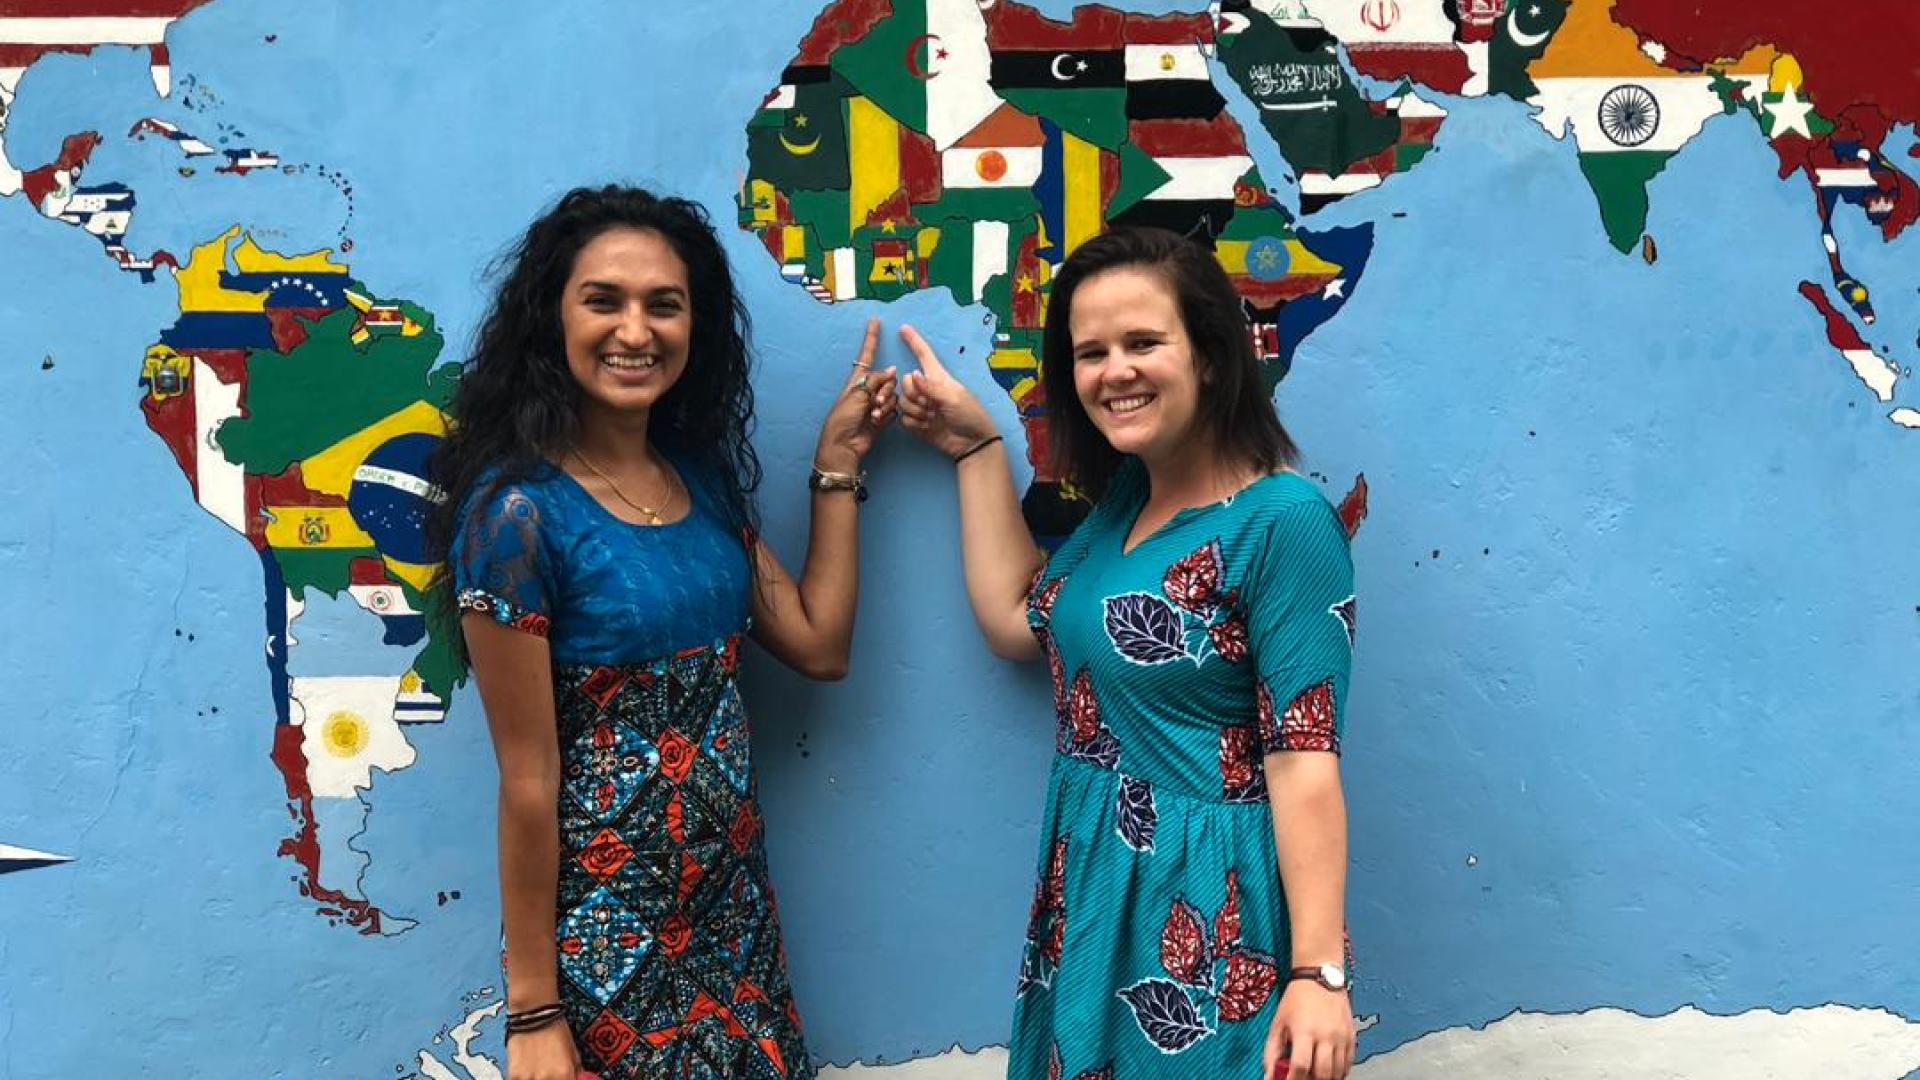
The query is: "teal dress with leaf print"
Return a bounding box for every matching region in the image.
[1011,461,1355,1080]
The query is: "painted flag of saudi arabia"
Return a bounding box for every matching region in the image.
[1526,0,1727,252]
[830,0,1005,150]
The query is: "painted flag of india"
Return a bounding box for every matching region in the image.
[1525,0,1738,252]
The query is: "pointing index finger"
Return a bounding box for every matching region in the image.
[897,324,951,382]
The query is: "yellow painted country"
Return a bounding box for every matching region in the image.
[917,227,940,259]
[266,505,375,550]
[781,226,807,262]
[1063,132,1103,255]
[383,557,440,593]
[1216,240,1251,275]
[178,227,347,313]
[848,97,901,234]
[990,346,1038,375]
[301,400,448,498]
[750,180,781,226]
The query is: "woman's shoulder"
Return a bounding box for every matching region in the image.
[458,459,570,527]
[1233,471,1348,549]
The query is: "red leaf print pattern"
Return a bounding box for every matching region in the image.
[1031,574,1064,622]
[1069,670,1101,745]
[1162,541,1224,615]
[1215,870,1243,952]
[1218,725,1266,803]
[1217,948,1279,1022]
[1256,681,1280,749]
[1209,612,1249,664]
[1279,679,1340,754]
[1159,899,1211,986]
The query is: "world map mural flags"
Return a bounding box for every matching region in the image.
[0,843,72,877]
[1486,0,1568,100]
[746,67,855,192]
[830,0,1005,149]
[1525,0,1729,252]
[1213,4,1414,181]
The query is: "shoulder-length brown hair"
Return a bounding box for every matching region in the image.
[1040,227,1297,503]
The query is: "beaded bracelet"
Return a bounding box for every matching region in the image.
[505,1003,567,1039]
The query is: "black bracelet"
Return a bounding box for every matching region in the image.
[953,434,1004,463]
[505,1003,567,1037]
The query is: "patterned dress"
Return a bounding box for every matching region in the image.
[1010,463,1355,1080]
[452,459,812,1080]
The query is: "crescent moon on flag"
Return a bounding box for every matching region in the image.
[1050,53,1080,82]
[779,130,823,156]
[1506,8,1551,49]
[905,33,945,80]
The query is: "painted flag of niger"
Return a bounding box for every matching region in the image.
[943,104,1045,190]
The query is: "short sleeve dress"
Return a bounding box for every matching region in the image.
[451,458,813,1080]
[1011,463,1355,1079]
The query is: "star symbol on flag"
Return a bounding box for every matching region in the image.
[793,113,810,128]
[1016,273,1036,294]
[1254,247,1281,271]
[1322,277,1346,299]
[880,218,897,233]
[1764,83,1814,140]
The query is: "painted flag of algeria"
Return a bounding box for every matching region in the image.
[830,0,1006,150]
[1525,0,1727,252]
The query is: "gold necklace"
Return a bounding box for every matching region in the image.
[572,449,677,525]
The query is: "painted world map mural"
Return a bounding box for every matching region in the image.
[0,0,1917,1077]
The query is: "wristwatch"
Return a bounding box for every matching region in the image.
[809,467,868,503]
[1287,963,1349,992]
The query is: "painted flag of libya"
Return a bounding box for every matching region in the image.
[1525,0,1728,252]
[830,0,1004,150]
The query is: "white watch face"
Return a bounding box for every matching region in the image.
[1320,964,1348,990]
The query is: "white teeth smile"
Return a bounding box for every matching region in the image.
[1106,394,1154,415]
[600,354,658,370]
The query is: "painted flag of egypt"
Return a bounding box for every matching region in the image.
[990,49,1125,91]
[1125,42,1226,121]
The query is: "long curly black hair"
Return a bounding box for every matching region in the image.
[426,185,762,602]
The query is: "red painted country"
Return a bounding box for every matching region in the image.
[1122,11,1215,46]
[1610,0,1919,143]
[791,0,890,66]
[1349,44,1471,96]
[0,1,206,16]
[18,129,100,206]
[985,1,1124,50]
[1129,114,1248,158]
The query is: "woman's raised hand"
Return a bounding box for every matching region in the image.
[814,317,898,473]
[897,325,1000,461]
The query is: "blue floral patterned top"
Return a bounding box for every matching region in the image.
[450,457,751,664]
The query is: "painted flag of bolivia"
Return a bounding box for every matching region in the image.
[830,0,1005,150]
[1525,0,1737,252]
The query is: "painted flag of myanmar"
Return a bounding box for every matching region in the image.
[1525,0,1747,252]
[830,0,1003,150]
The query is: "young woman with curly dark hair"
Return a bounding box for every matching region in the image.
[428,185,895,1080]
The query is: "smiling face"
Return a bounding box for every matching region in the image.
[560,226,692,423]
[1067,266,1208,469]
